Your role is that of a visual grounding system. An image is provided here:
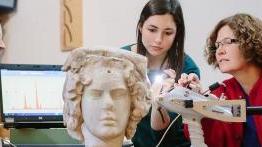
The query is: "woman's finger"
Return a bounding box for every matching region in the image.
[178,73,189,87]
[162,78,175,92]
[188,73,199,83]
[163,69,176,79]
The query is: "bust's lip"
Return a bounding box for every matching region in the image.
[100,114,116,121]
[100,115,117,125]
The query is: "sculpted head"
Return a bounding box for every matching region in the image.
[62,48,151,143]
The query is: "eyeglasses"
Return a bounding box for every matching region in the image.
[214,38,239,50]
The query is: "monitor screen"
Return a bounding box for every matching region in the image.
[0,0,17,12]
[0,64,66,128]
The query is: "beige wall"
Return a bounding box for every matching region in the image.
[1,0,262,87]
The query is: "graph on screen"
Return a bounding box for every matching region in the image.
[1,70,65,115]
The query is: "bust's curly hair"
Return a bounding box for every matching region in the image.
[62,48,151,141]
[205,13,262,68]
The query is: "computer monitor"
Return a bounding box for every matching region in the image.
[0,64,66,128]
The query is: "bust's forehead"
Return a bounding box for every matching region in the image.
[84,68,127,91]
[81,63,125,77]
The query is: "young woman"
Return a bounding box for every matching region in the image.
[123,0,199,146]
[181,13,262,147]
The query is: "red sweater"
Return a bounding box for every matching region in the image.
[185,76,262,147]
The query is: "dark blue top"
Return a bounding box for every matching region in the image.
[122,45,200,147]
[243,95,260,147]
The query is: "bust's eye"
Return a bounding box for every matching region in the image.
[111,89,128,100]
[86,89,102,99]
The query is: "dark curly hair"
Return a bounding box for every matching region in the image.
[205,13,262,68]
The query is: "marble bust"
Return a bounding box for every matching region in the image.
[62,47,151,147]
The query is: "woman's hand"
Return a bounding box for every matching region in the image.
[161,69,176,93]
[150,69,176,130]
[151,69,176,98]
[177,73,201,93]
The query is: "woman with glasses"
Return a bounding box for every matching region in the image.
[181,13,262,147]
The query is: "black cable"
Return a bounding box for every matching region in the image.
[201,82,223,95]
[246,106,262,115]
[208,82,221,91]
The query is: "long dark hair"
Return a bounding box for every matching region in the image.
[136,0,185,78]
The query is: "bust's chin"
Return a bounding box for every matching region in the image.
[90,126,124,140]
[82,126,125,147]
